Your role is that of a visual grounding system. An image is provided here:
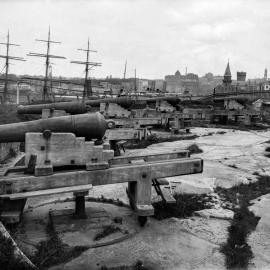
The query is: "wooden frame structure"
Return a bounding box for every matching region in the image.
[0,138,203,226]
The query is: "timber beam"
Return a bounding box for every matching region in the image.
[109,150,190,165]
[0,157,202,194]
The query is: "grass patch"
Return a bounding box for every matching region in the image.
[0,233,30,270]
[220,206,259,269]
[94,225,122,242]
[228,164,238,169]
[216,175,270,209]
[216,131,227,135]
[125,134,198,149]
[86,196,125,207]
[215,175,270,269]
[153,193,211,220]
[100,260,150,270]
[186,143,203,154]
[30,220,88,269]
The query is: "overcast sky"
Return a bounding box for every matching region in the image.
[0,0,269,79]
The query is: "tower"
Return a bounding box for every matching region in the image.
[264,68,267,80]
[223,61,232,85]
[175,70,181,78]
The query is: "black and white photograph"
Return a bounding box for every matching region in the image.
[0,0,270,269]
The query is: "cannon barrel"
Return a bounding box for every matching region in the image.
[0,112,107,142]
[17,96,180,115]
[17,101,88,115]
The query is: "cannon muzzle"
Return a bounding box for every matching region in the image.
[0,112,107,142]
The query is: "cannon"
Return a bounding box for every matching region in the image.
[0,112,107,142]
[0,108,203,227]
[17,96,181,115]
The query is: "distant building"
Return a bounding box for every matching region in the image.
[165,70,184,93]
[237,72,246,82]
[204,72,214,81]
[164,70,199,95]
[137,79,149,92]
[147,79,166,92]
[214,62,268,95]
[223,62,232,85]
[199,73,223,95]
[153,79,166,92]
[99,81,122,95]
[182,73,200,95]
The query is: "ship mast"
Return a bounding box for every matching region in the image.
[27,27,66,101]
[123,60,127,79]
[71,38,101,100]
[0,30,25,104]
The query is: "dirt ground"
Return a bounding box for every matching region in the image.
[8,127,270,269]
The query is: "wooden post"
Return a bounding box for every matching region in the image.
[134,171,154,217]
[127,159,154,226]
[73,190,89,219]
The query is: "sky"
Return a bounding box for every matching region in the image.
[0,0,269,80]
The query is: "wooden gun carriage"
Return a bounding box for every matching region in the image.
[0,113,203,226]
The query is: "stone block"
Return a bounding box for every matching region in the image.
[25,133,114,168]
[86,162,109,171]
[35,164,53,176]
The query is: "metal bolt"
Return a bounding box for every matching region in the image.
[43,129,52,140]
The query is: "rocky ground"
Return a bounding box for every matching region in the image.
[3,127,270,270]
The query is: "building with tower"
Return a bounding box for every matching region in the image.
[214,62,268,95]
[223,62,232,85]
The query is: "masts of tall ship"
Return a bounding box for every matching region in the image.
[71,38,102,101]
[123,60,127,95]
[27,27,66,101]
[134,68,137,97]
[0,30,25,104]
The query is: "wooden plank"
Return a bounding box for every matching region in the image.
[25,154,37,174]
[0,184,93,200]
[0,158,203,194]
[105,128,138,140]
[0,198,26,223]
[86,162,109,171]
[155,178,170,186]
[0,211,21,223]
[110,150,190,165]
[130,159,145,165]
[3,166,27,176]
[113,118,133,127]
[135,204,154,216]
[161,188,176,204]
[113,118,161,127]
